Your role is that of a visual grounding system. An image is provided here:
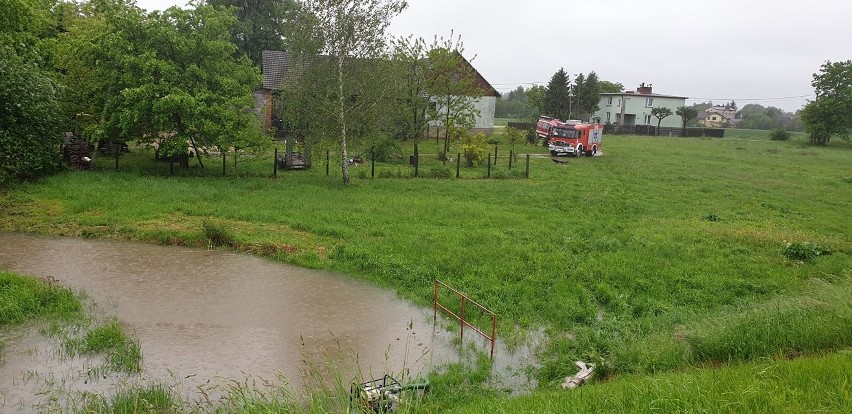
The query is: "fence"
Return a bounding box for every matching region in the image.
[433,279,497,360]
[604,124,725,138]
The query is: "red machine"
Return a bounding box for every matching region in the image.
[547,121,603,157]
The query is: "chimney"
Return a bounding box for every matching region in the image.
[637,82,653,95]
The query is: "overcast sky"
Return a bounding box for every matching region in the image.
[137,0,851,112]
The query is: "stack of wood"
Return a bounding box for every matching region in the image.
[64,139,92,170]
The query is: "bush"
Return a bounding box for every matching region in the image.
[783,242,831,262]
[460,131,488,167]
[769,129,791,141]
[364,134,402,162]
[426,166,452,178]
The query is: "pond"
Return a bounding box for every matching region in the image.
[0,233,535,411]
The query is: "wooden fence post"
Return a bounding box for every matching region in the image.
[525,154,530,178]
[487,153,491,178]
[456,153,460,178]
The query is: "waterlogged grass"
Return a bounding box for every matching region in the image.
[2,136,851,390]
[0,270,82,326]
[65,319,143,373]
[0,271,141,373]
[82,384,178,414]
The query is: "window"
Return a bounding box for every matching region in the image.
[644,115,652,124]
[606,112,611,122]
[616,99,621,107]
[607,96,613,106]
[645,98,654,107]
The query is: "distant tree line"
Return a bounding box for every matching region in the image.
[495,70,623,121]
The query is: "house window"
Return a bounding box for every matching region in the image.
[607,96,613,106]
[606,112,611,122]
[645,98,654,107]
[616,99,621,107]
[644,115,652,124]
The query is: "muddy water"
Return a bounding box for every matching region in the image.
[0,233,536,411]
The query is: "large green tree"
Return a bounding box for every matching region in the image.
[801,60,852,145]
[0,0,64,183]
[573,71,601,121]
[206,0,296,66]
[544,68,570,120]
[0,43,63,183]
[426,35,482,154]
[598,80,623,93]
[58,2,266,165]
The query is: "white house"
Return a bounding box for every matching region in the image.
[593,83,687,128]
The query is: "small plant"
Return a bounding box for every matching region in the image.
[704,214,721,222]
[783,241,832,262]
[202,220,236,247]
[769,129,791,141]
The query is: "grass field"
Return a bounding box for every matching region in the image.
[1,134,850,410]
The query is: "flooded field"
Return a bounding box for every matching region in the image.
[0,233,535,411]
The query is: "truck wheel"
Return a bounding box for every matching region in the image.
[591,146,597,156]
[550,150,557,156]
[575,146,583,157]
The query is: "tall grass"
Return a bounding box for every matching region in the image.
[64,319,143,373]
[453,352,852,413]
[0,270,81,326]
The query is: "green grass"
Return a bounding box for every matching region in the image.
[81,384,178,414]
[452,351,852,413]
[0,270,82,326]
[65,319,143,373]
[723,128,808,140]
[2,135,851,408]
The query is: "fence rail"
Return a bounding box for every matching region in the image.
[433,279,497,360]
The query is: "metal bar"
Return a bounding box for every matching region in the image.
[491,314,496,359]
[433,279,438,324]
[436,280,495,316]
[460,296,465,342]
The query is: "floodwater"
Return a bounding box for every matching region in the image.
[0,233,536,411]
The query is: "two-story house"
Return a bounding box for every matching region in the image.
[593,83,687,128]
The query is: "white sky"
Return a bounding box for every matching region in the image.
[137,0,852,112]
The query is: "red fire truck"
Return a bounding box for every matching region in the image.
[547,120,603,157]
[535,116,560,143]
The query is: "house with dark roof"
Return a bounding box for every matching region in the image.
[259,50,501,135]
[593,83,688,128]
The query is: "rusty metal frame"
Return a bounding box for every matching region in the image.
[433,279,497,360]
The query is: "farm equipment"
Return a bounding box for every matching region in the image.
[350,375,431,413]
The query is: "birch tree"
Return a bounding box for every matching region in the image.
[289,0,407,185]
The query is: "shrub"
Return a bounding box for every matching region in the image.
[769,129,791,141]
[460,131,488,167]
[783,242,831,262]
[364,134,403,162]
[427,166,452,178]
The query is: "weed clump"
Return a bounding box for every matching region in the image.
[203,220,236,247]
[783,241,831,262]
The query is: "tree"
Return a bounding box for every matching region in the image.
[206,0,297,67]
[288,0,407,185]
[574,71,601,121]
[0,43,62,183]
[525,85,546,118]
[598,80,623,93]
[59,3,267,166]
[801,60,852,145]
[0,0,64,183]
[651,107,673,136]
[676,106,698,135]
[390,35,431,141]
[544,68,570,120]
[425,34,483,155]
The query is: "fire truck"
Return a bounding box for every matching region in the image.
[535,116,560,143]
[546,120,603,157]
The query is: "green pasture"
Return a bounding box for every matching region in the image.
[1,134,850,410]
